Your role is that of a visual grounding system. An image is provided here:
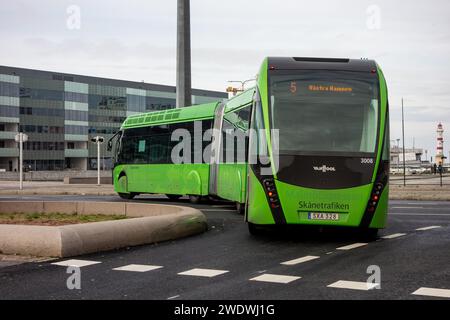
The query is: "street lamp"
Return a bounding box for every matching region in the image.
[15,132,28,190]
[90,136,104,186]
[226,79,256,96]
[401,98,406,186]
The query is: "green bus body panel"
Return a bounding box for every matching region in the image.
[370,183,389,228]
[247,169,275,224]
[216,163,247,203]
[371,65,388,182]
[248,178,388,227]
[276,181,371,226]
[116,174,128,193]
[121,102,219,129]
[257,58,278,177]
[113,163,210,196]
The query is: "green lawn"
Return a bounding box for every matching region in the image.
[0,212,129,226]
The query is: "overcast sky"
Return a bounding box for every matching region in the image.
[1,0,449,159]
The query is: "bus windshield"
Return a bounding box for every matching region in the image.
[269,70,379,155]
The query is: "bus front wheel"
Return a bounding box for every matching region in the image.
[361,228,379,240]
[118,192,136,200]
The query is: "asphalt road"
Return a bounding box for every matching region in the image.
[0,195,449,300]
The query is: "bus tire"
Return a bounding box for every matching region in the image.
[236,202,245,215]
[118,192,136,200]
[166,194,182,200]
[361,228,379,240]
[189,195,202,204]
[248,222,262,236]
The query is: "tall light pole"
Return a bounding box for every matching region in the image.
[176,0,191,108]
[401,98,406,186]
[15,132,28,190]
[91,136,104,186]
[396,138,400,171]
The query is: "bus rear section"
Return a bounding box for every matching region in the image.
[111,103,218,202]
[246,57,389,235]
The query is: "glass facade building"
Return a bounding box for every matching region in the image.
[0,66,227,171]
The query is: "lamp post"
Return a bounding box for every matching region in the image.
[396,138,400,171]
[401,98,406,186]
[176,0,191,108]
[226,79,256,96]
[15,132,28,190]
[91,136,104,186]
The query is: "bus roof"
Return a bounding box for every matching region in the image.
[121,101,220,129]
[267,57,377,72]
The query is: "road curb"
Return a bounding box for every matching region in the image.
[0,201,207,257]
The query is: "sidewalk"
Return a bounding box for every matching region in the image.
[390,184,450,201]
[1,180,449,200]
[0,181,115,196]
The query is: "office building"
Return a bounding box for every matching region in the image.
[0,66,226,171]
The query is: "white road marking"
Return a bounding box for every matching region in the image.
[392,207,448,211]
[167,295,180,300]
[257,270,267,273]
[407,202,443,206]
[327,280,379,291]
[382,233,407,239]
[112,264,163,272]
[416,226,441,231]
[281,255,320,266]
[250,273,301,284]
[326,252,333,255]
[51,259,101,268]
[178,268,229,278]
[412,287,450,298]
[336,243,368,250]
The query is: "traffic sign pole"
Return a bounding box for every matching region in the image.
[19,133,23,190]
[90,136,104,186]
[97,139,101,186]
[15,132,28,191]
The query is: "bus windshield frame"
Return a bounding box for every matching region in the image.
[268,69,380,157]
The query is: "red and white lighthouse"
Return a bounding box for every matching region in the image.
[436,122,444,165]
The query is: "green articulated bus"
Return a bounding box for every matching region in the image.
[109,57,389,236]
